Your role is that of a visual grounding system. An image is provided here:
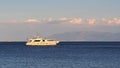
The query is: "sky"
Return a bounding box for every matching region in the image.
[0,0,120,41]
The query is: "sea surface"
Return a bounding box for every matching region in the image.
[0,42,120,68]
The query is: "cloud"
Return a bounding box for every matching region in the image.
[87,18,96,25]
[113,18,120,25]
[24,18,39,23]
[1,17,120,26]
[58,18,68,21]
[69,18,83,24]
[101,18,120,25]
[42,18,83,24]
[40,18,69,24]
[48,18,54,22]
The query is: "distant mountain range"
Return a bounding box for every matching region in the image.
[48,31,120,41]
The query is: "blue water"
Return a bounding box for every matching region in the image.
[0,42,120,68]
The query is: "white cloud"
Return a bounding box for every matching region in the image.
[87,18,96,25]
[58,18,68,21]
[24,18,39,23]
[1,17,120,26]
[48,18,54,22]
[69,18,83,24]
[113,18,120,25]
[101,18,120,25]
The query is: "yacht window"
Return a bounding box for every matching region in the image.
[34,40,40,42]
[43,40,45,42]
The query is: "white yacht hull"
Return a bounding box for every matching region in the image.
[26,41,59,46]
